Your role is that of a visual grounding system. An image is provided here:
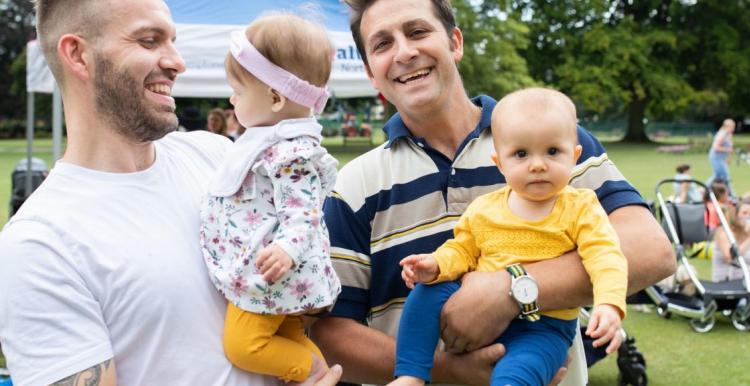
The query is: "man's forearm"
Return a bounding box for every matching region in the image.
[310,316,396,384]
[528,205,675,312]
[310,316,496,385]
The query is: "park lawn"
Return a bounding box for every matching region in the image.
[2,134,750,383]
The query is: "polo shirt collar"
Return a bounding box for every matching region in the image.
[382,95,497,149]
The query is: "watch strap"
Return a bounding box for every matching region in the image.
[507,264,540,322]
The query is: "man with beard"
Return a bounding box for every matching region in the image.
[0,1,345,385]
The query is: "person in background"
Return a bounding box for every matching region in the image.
[705,180,733,231]
[225,108,244,141]
[179,105,207,132]
[708,119,736,197]
[673,163,703,204]
[206,108,228,137]
[712,198,750,282]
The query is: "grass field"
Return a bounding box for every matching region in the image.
[2,134,750,384]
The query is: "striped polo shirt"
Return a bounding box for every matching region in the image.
[322,95,644,337]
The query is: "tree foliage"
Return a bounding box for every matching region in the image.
[454,0,749,142]
[454,0,536,99]
[0,0,36,121]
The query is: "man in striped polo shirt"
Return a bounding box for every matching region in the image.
[311,0,675,384]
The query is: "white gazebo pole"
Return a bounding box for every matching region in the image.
[52,83,63,161]
[25,92,35,197]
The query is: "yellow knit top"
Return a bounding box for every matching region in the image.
[432,185,628,320]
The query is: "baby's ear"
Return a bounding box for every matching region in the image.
[574,144,582,162]
[268,88,286,112]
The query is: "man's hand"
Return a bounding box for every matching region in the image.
[436,343,505,385]
[400,254,439,288]
[440,271,518,353]
[256,244,294,282]
[586,304,623,354]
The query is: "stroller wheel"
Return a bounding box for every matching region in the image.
[656,305,671,319]
[730,312,750,331]
[617,364,648,386]
[689,315,716,333]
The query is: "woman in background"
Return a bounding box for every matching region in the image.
[207,108,229,138]
[712,198,750,282]
[707,119,736,197]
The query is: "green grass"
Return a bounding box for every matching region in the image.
[2,134,750,383]
[589,258,750,386]
[0,139,56,227]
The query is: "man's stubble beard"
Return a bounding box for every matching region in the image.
[94,55,178,143]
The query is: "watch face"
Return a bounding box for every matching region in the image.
[512,276,539,304]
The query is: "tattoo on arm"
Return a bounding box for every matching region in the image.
[50,359,112,386]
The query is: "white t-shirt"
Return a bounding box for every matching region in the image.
[0,132,279,386]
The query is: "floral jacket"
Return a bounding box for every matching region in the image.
[200,120,340,314]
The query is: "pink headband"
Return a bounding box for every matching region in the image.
[229,30,330,114]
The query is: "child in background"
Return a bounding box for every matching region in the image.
[673,163,703,204]
[199,14,340,385]
[390,88,628,386]
[705,180,732,231]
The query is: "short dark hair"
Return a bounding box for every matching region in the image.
[343,0,456,66]
[34,0,105,84]
[676,163,691,174]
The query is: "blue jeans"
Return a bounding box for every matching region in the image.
[395,281,577,386]
[708,153,733,196]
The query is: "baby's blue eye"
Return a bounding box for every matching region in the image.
[515,150,527,158]
[548,148,559,155]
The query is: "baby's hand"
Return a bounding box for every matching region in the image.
[585,304,623,354]
[256,244,294,282]
[399,254,439,289]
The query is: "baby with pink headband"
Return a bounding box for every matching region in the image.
[199,14,341,384]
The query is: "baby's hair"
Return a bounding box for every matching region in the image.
[492,87,578,139]
[225,13,333,89]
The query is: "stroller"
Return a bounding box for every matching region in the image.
[8,157,48,217]
[579,308,647,386]
[644,178,750,333]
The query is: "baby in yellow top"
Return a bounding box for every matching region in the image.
[390,87,628,386]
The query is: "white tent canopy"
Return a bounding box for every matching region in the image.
[26,0,375,98]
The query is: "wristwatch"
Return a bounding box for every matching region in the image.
[506,263,540,322]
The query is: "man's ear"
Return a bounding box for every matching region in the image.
[58,34,92,82]
[268,88,286,112]
[449,27,464,62]
[574,144,582,162]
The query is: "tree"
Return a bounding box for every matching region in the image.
[454,0,536,99]
[0,0,36,122]
[517,0,741,142]
[675,0,750,121]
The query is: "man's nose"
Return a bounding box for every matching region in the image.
[393,35,418,64]
[161,41,186,75]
